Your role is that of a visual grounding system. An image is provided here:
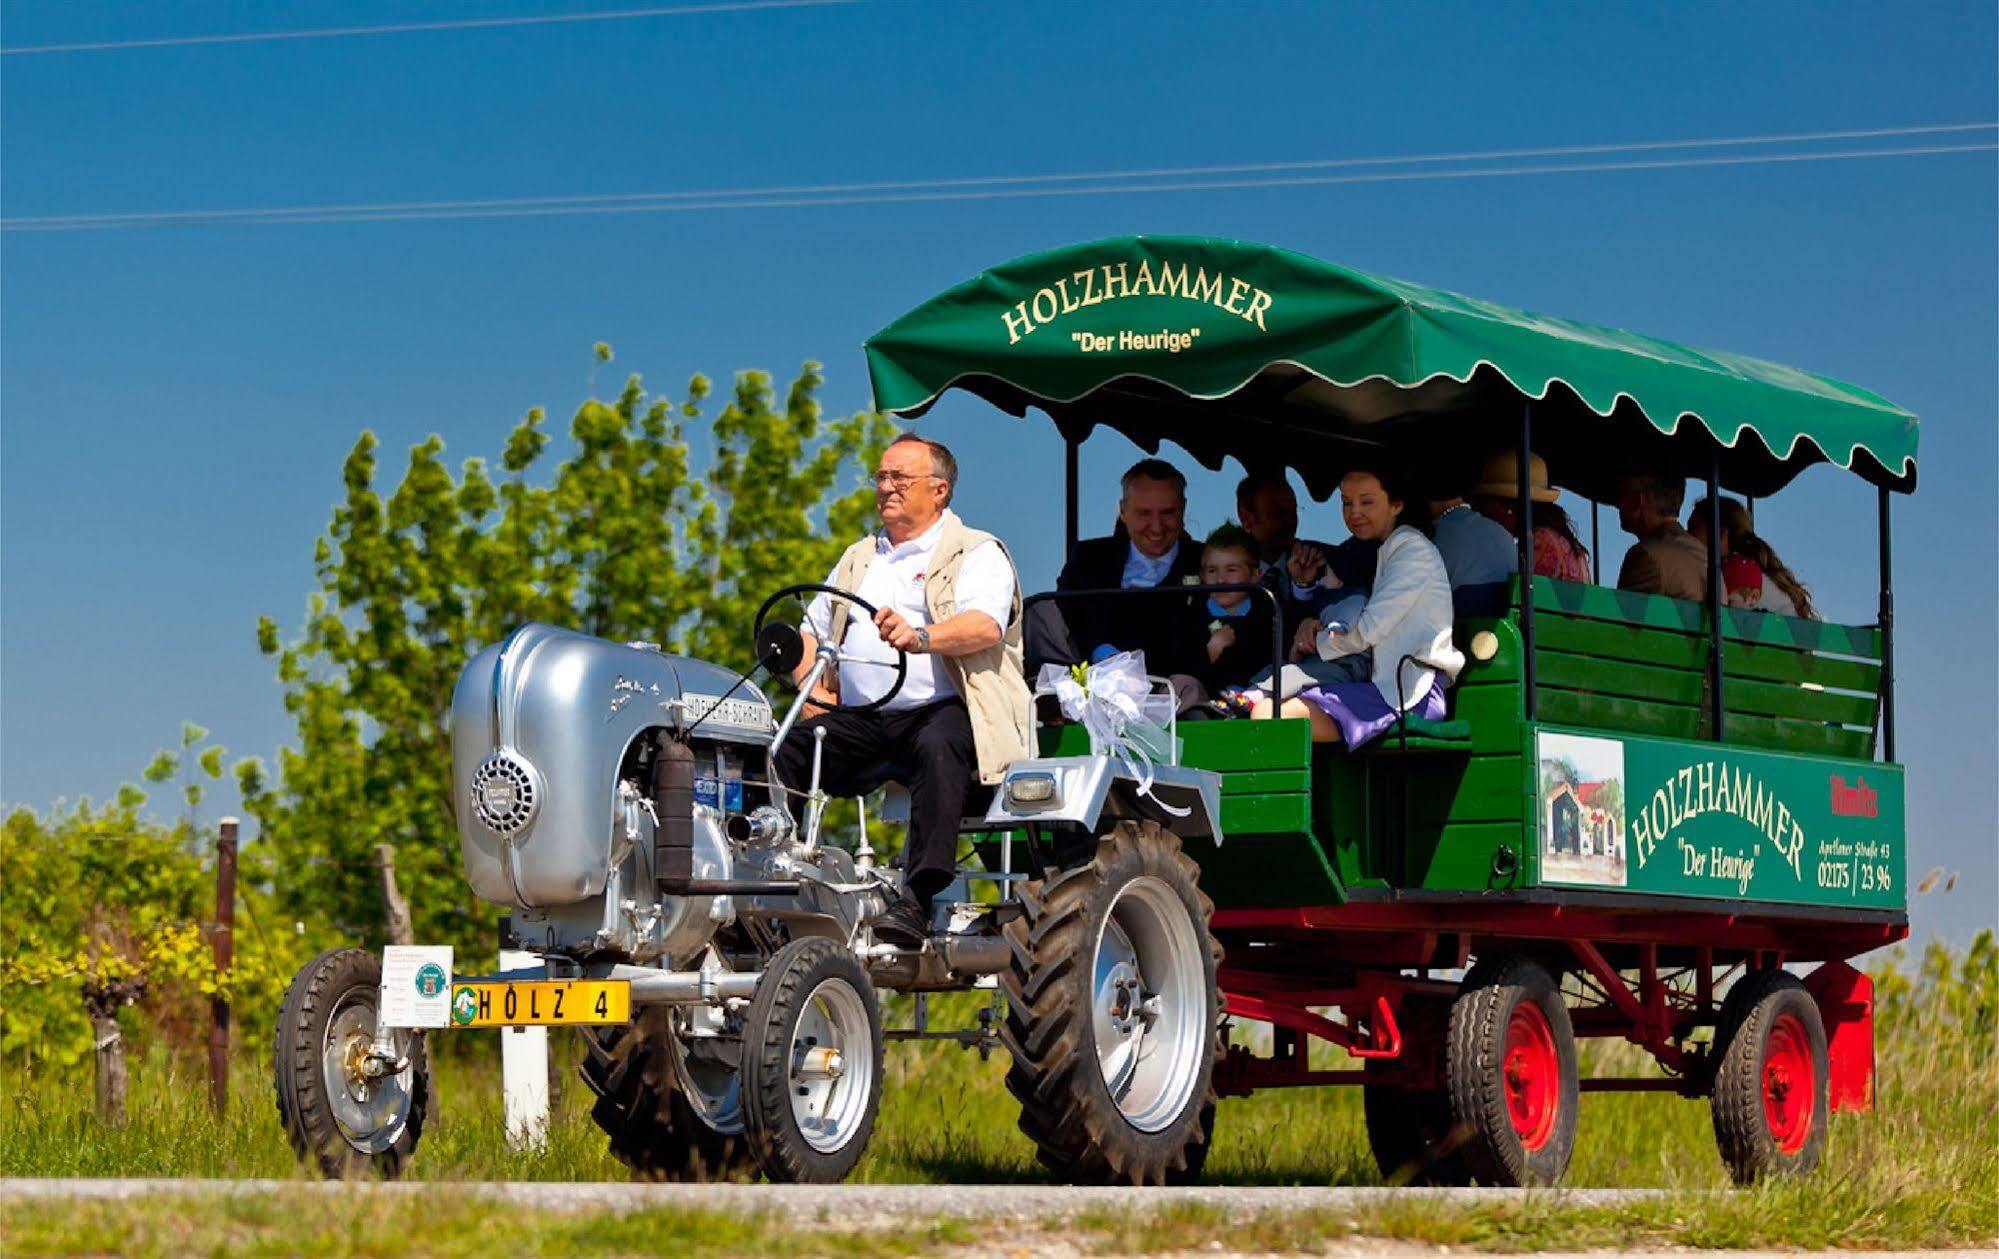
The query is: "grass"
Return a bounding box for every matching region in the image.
[3,961,1995,1254]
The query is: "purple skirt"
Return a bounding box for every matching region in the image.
[1298,678,1448,748]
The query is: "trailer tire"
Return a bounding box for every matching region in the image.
[740,936,885,1184]
[1362,1065,1469,1186]
[272,948,429,1180]
[580,1009,755,1182]
[1445,955,1578,1186]
[1000,821,1223,1185]
[1710,969,1828,1184]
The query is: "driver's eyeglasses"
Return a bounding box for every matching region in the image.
[873,471,937,491]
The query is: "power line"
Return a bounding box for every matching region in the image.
[8,122,1993,230]
[0,0,856,56]
[4,139,1992,234]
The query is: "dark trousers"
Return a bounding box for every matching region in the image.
[773,698,975,908]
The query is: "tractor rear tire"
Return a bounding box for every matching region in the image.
[273,948,430,1180]
[1710,969,1829,1184]
[999,820,1223,1185]
[1444,954,1578,1186]
[581,1008,756,1182]
[1362,1064,1469,1186]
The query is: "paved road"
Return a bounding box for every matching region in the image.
[3,1177,1662,1222]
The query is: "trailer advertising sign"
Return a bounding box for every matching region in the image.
[1535,729,1903,910]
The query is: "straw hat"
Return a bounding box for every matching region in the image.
[1472,450,1559,503]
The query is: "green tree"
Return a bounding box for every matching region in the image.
[246,354,892,953]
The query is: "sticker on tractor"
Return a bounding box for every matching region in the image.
[379,945,454,1028]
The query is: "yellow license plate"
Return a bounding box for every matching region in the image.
[449,980,630,1027]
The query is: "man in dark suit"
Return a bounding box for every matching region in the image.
[1236,471,1349,634]
[1027,458,1202,678]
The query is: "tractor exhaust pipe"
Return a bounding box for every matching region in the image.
[651,735,694,886]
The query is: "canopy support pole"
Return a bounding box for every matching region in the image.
[1590,500,1601,584]
[1705,451,1726,741]
[1877,487,1896,762]
[1063,437,1080,562]
[1518,404,1536,720]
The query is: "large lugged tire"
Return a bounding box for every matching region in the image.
[273,948,429,1180]
[580,1008,756,1182]
[1444,955,1578,1186]
[1362,1063,1469,1186]
[1710,969,1829,1184]
[740,936,885,1184]
[999,820,1223,1185]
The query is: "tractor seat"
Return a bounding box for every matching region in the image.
[849,759,996,826]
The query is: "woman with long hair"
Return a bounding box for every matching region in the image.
[1467,451,1591,583]
[1687,496,1817,619]
[1249,462,1463,744]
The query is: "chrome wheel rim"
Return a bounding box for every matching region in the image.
[321,994,412,1154]
[1091,874,1207,1133]
[670,1023,745,1135]
[787,977,873,1154]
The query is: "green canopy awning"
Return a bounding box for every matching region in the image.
[864,236,1918,497]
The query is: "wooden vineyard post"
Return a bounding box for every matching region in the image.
[374,843,415,947]
[209,818,238,1114]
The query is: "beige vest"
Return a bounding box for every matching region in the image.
[826,510,1033,785]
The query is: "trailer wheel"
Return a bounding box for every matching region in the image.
[740,936,885,1183]
[272,948,429,1180]
[1444,955,1578,1186]
[1000,820,1223,1185]
[1362,1065,1469,1186]
[1710,969,1829,1184]
[580,1008,756,1181]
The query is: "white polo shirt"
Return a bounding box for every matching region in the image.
[804,516,1016,711]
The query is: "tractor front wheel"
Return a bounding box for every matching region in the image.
[1000,820,1223,1185]
[273,948,430,1180]
[739,936,885,1183]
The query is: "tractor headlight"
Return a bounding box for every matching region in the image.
[1004,772,1058,809]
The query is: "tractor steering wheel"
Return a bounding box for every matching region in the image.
[752,583,909,714]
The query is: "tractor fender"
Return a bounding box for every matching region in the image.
[981,754,1223,844]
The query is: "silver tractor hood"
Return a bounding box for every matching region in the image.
[450,622,773,909]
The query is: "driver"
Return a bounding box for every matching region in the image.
[781,432,1032,947]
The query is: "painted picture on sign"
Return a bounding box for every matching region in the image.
[1539,732,1628,887]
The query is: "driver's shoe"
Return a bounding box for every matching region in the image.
[871,895,930,948]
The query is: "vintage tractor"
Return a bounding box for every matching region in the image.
[273,587,1227,1184]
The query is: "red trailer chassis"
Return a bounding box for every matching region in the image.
[1210,897,1901,1112]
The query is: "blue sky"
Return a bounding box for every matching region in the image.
[3,1,1993,949]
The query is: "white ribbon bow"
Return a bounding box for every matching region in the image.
[1035,651,1189,818]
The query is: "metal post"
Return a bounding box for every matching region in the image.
[1705,452,1725,741]
[1590,500,1601,584]
[1877,486,1896,762]
[1518,404,1536,719]
[210,817,238,1114]
[1063,437,1080,562]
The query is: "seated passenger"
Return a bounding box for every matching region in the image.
[1248,464,1464,745]
[1024,457,1200,678]
[1235,471,1347,630]
[1468,451,1592,585]
[1186,525,1279,696]
[1687,496,1818,619]
[1721,554,1766,610]
[1614,471,1708,602]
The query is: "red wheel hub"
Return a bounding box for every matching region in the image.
[1501,1001,1560,1151]
[1762,1012,1817,1155]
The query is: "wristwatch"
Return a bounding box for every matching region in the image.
[913,628,932,654]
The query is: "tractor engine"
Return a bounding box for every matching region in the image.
[450,622,848,965]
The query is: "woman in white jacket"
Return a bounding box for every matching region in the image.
[1250,465,1464,744]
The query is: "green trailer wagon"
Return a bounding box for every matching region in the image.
[867,235,1914,1185]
